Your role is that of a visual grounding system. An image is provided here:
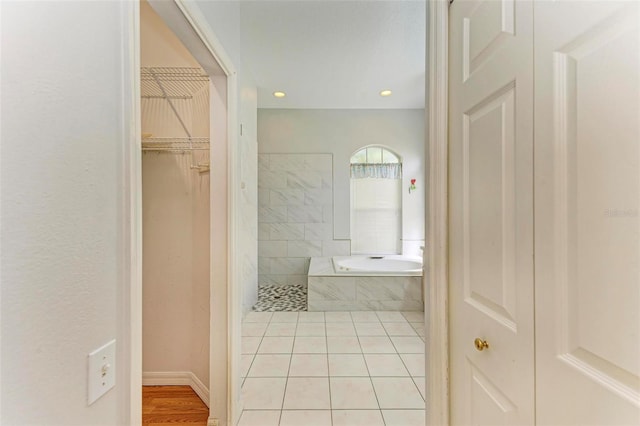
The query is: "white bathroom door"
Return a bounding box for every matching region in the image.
[534,1,640,424]
[448,0,535,424]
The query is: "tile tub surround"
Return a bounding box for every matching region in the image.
[307,258,423,311]
[258,153,351,289]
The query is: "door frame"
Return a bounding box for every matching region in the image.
[426,0,450,425]
[122,1,241,425]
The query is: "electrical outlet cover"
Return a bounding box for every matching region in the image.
[88,339,116,405]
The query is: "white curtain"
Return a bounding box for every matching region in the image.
[350,163,402,179]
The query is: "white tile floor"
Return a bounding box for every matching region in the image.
[238,311,425,426]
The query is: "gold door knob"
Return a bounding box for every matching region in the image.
[474,338,489,351]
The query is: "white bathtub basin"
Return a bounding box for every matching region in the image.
[332,255,423,275]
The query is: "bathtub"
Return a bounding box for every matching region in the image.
[307,256,424,311]
[332,255,422,275]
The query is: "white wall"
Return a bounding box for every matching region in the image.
[141,1,200,68]
[190,152,211,389]
[195,1,259,314]
[258,109,425,256]
[142,155,194,371]
[1,1,132,424]
[238,82,259,312]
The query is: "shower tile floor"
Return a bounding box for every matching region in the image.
[238,310,426,426]
[252,285,308,312]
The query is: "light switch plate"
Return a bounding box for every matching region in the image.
[88,339,116,405]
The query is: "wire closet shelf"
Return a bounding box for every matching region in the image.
[141,67,209,99]
[141,137,209,152]
[141,67,210,172]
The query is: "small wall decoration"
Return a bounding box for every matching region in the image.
[409,178,417,193]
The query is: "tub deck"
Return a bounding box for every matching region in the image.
[307,257,424,311]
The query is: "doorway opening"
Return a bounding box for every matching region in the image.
[140,0,211,420]
[131,1,241,425]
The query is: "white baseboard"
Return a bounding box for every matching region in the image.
[189,373,210,408]
[142,371,210,407]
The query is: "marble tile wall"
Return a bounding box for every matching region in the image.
[258,154,350,288]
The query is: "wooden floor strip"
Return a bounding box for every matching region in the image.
[142,385,208,426]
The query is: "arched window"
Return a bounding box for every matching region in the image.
[350,146,402,254]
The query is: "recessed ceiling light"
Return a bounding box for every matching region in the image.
[273,91,286,98]
[380,90,393,97]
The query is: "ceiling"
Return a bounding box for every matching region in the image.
[237,1,427,109]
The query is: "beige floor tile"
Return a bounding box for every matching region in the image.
[375,311,407,322]
[265,322,297,336]
[400,353,425,376]
[298,312,325,323]
[401,311,424,322]
[330,377,379,409]
[241,354,254,377]
[354,322,387,336]
[349,311,380,322]
[390,336,425,353]
[242,322,268,336]
[382,321,418,336]
[293,336,327,353]
[371,377,424,409]
[279,410,331,426]
[327,336,362,354]
[324,311,352,322]
[326,322,357,336]
[271,312,299,323]
[289,354,329,376]
[382,409,426,426]
[242,337,262,354]
[295,322,326,336]
[237,410,280,426]
[332,410,385,426]
[413,376,426,400]
[359,336,397,353]
[243,312,274,323]
[283,377,331,409]
[364,354,410,376]
[240,312,426,418]
[258,337,294,354]
[328,354,369,377]
[247,354,291,377]
[410,321,426,337]
[241,378,286,409]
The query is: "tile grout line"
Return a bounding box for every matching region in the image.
[324,314,334,426]
[278,313,298,424]
[349,312,386,426]
[389,312,425,402]
[372,311,394,425]
[240,312,273,424]
[241,318,270,387]
[395,314,427,404]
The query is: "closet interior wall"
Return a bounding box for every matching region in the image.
[140,0,210,396]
